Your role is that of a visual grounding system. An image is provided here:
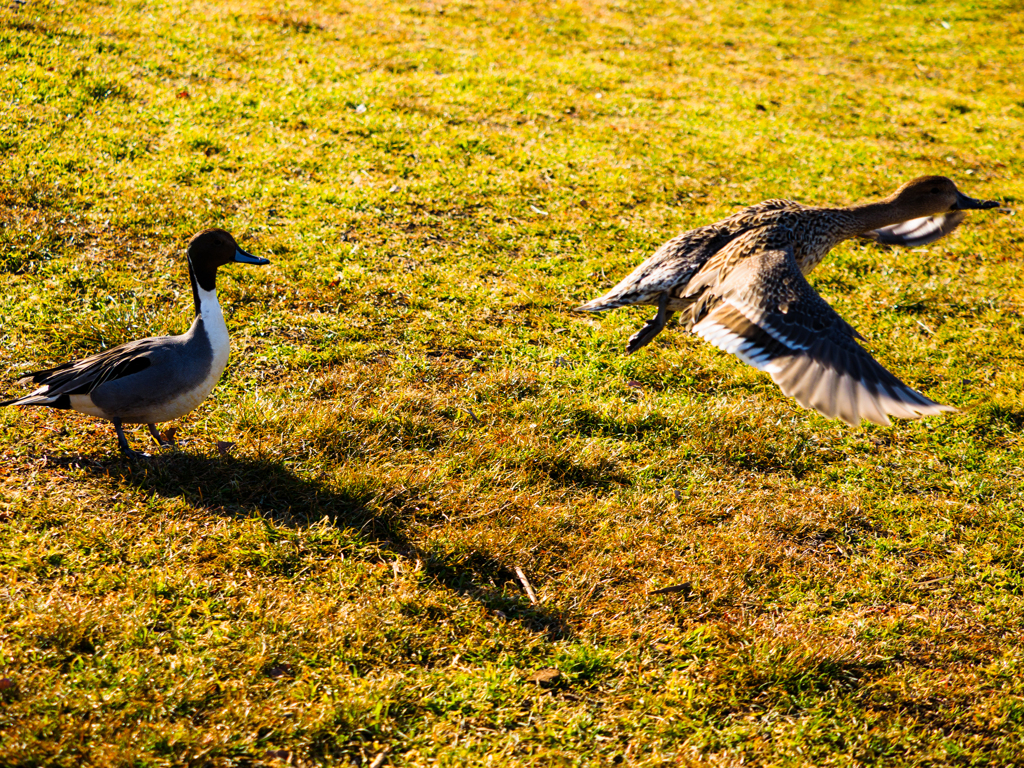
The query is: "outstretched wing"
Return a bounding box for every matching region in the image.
[861,211,966,248]
[2,338,160,407]
[683,241,954,426]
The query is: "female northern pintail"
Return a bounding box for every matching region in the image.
[1,229,269,457]
[578,176,999,426]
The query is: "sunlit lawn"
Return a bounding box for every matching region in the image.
[1,1,1023,765]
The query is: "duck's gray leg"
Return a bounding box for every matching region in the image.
[626,293,675,354]
[113,419,150,459]
[147,424,174,448]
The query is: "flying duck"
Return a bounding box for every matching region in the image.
[1,229,269,457]
[577,176,999,426]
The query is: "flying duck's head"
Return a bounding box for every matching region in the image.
[890,176,999,219]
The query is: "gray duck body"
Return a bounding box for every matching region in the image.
[86,323,214,422]
[28,316,219,424]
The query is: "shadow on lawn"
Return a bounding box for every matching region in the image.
[42,449,572,640]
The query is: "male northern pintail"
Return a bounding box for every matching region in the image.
[1,229,269,457]
[578,176,999,426]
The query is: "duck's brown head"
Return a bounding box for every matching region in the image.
[188,229,269,270]
[890,176,998,218]
[187,229,270,292]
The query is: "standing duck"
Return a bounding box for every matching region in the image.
[578,177,999,426]
[1,229,269,457]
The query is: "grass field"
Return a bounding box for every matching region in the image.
[2,0,1024,765]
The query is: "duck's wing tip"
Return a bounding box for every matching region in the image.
[768,346,957,427]
[855,400,956,425]
[0,389,60,408]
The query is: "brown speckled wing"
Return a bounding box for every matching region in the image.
[686,244,954,426]
[576,200,811,313]
[576,223,737,311]
[577,199,816,315]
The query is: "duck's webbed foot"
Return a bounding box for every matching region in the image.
[626,293,675,354]
[113,419,151,459]
[148,424,177,448]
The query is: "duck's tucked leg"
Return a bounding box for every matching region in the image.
[627,293,675,354]
[113,419,150,459]
[147,423,175,448]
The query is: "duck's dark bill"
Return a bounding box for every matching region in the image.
[953,191,999,210]
[233,247,270,265]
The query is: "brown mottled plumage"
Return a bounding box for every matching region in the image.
[578,176,999,426]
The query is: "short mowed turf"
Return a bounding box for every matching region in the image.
[2,1,1024,765]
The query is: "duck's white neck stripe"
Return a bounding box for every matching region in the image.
[195,285,230,364]
[196,285,221,321]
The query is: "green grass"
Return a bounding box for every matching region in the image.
[2,0,1024,765]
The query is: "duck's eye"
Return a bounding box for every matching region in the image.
[930,187,941,194]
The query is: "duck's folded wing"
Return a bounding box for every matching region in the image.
[686,245,954,426]
[4,338,160,405]
[861,212,966,248]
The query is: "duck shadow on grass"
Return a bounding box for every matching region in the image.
[42,449,572,640]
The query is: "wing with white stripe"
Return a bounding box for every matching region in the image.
[862,212,966,248]
[687,246,954,426]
